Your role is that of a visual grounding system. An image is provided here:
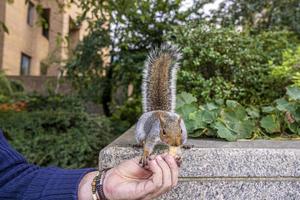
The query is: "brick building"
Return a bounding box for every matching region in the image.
[0,0,89,76]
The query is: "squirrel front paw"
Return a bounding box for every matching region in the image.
[139,155,150,167]
[175,156,182,167]
[139,148,151,167]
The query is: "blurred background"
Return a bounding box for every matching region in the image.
[0,0,299,168]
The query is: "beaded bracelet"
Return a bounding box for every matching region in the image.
[92,168,111,200]
[97,168,111,200]
[92,172,100,200]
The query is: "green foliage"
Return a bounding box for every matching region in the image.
[176,88,300,141]
[176,92,197,108]
[0,72,13,97]
[65,0,205,116]
[172,22,299,105]
[259,86,300,135]
[110,97,143,134]
[27,94,85,113]
[0,72,27,104]
[209,0,300,36]
[9,80,25,93]
[0,111,116,168]
[66,20,111,105]
[260,115,281,133]
[286,86,300,101]
[271,46,300,87]
[214,101,256,141]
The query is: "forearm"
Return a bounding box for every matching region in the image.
[0,130,96,199]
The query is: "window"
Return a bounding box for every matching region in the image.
[40,61,48,75]
[68,17,80,50]
[20,53,31,75]
[27,1,35,26]
[41,8,50,38]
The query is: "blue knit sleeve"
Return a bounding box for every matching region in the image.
[0,130,96,200]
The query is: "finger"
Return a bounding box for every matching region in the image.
[155,155,172,193]
[163,154,179,187]
[121,159,163,200]
[148,157,163,190]
[116,158,151,179]
[139,158,165,200]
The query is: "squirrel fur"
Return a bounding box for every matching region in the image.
[135,43,187,166]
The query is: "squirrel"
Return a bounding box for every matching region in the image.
[135,43,187,166]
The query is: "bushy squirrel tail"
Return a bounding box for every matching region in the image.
[142,43,182,113]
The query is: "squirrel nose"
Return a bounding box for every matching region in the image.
[174,137,181,147]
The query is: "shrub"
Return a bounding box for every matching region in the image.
[26,94,85,113]
[110,97,142,134]
[0,111,116,168]
[0,71,13,97]
[271,46,300,87]
[171,22,299,105]
[0,72,28,104]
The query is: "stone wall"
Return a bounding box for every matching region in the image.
[8,75,72,94]
[99,127,300,200]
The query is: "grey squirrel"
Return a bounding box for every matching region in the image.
[135,43,187,166]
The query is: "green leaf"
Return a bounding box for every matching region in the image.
[246,106,260,118]
[176,104,197,121]
[260,115,281,133]
[224,107,247,120]
[275,98,290,111]
[262,106,275,113]
[205,102,218,110]
[294,107,300,122]
[226,100,240,108]
[199,109,216,124]
[215,99,224,106]
[214,107,255,141]
[286,86,300,100]
[176,92,197,109]
[184,119,198,133]
[189,129,205,138]
[287,122,300,135]
[214,122,237,141]
[188,111,206,131]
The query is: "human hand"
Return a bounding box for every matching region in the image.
[103,154,179,200]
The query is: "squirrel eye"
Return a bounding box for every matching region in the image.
[162,129,166,135]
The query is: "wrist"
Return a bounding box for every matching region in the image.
[78,171,98,200]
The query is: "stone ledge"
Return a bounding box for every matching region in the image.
[158,180,300,200]
[99,126,300,199]
[99,126,300,177]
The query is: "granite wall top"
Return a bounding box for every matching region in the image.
[99,126,300,178]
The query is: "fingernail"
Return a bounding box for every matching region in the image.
[157,155,162,160]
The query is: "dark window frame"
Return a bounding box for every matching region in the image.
[27,1,35,26]
[41,8,51,39]
[20,53,31,76]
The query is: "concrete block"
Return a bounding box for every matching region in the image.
[99,127,300,199]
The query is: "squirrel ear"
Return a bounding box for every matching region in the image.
[156,112,165,124]
[178,116,182,124]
